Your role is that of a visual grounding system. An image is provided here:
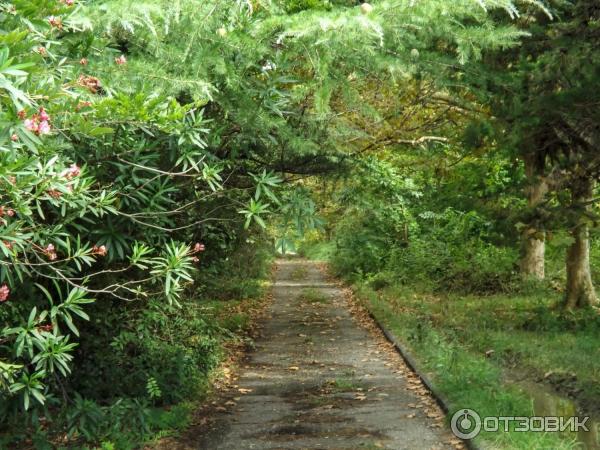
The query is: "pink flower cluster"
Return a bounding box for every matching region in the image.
[47,189,62,199]
[44,244,57,261]
[0,284,10,302]
[61,163,81,180]
[115,55,127,65]
[78,75,101,94]
[92,245,107,257]
[0,206,15,218]
[61,0,75,6]
[190,242,206,263]
[24,107,51,136]
[48,16,63,29]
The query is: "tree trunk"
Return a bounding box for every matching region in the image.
[520,232,545,278]
[564,179,598,309]
[520,155,548,279]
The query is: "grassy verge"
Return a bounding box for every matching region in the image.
[138,263,274,449]
[348,279,600,449]
[141,289,271,448]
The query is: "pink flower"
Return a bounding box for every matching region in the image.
[37,47,48,57]
[68,163,80,178]
[61,164,80,179]
[3,241,12,250]
[10,134,18,142]
[48,16,63,29]
[17,110,26,120]
[24,119,37,132]
[0,206,14,217]
[193,242,206,253]
[38,323,53,332]
[38,121,51,135]
[115,55,127,65]
[79,58,88,66]
[62,0,75,6]
[39,107,49,122]
[22,109,51,136]
[77,75,101,93]
[92,245,107,256]
[47,189,62,199]
[0,284,9,302]
[44,244,57,261]
[191,256,200,263]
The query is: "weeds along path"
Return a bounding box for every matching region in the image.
[195,259,457,449]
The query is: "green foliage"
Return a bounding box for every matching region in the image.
[283,0,332,14]
[3,0,598,446]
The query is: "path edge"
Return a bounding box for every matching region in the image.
[364,309,483,450]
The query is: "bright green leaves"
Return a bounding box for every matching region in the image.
[31,334,77,377]
[275,188,324,254]
[9,370,46,411]
[150,241,195,305]
[239,170,283,229]
[49,288,95,337]
[202,164,224,192]
[251,170,282,204]
[1,286,93,411]
[145,376,162,400]
[0,46,34,109]
[240,198,271,229]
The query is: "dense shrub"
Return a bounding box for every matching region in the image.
[0,1,286,445]
[330,198,521,294]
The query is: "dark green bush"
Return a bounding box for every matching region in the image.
[330,206,521,295]
[72,300,222,404]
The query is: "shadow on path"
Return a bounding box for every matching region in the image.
[192,259,455,449]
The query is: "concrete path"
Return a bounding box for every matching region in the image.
[195,259,455,449]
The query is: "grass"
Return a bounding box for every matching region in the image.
[351,281,600,449]
[331,377,364,392]
[298,287,329,303]
[290,266,309,280]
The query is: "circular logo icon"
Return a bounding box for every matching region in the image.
[451,409,482,440]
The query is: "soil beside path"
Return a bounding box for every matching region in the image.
[167,259,459,450]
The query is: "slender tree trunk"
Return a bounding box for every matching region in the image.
[520,155,548,279]
[564,179,598,309]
